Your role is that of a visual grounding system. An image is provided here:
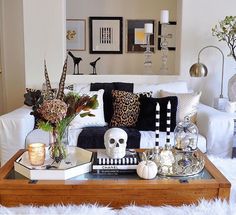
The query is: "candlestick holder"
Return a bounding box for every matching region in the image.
[159,24,172,73]
[143,33,153,73]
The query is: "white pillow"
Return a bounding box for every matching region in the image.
[73,83,90,94]
[134,81,189,98]
[160,90,202,123]
[69,89,107,128]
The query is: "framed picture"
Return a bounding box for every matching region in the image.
[126,19,155,53]
[158,21,177,51]
[66,19,86,51]
[89,17,123,54]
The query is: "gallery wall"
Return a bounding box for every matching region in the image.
[66,0,178,76]
[1,0,236,113]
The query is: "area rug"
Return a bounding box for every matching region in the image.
[0,156,236,215]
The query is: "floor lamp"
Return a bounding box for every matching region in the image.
[189,45,227,110]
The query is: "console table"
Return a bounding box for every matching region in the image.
[0,150,231,207]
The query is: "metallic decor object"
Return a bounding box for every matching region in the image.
[189,45,225,99]
[144,146,205,177]
[144,116,204,177]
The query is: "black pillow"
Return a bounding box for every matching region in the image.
[24,89,42,106]
[90,82,133,123]
[135,96,178,132]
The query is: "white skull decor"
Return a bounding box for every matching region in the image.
[104,128,128,159]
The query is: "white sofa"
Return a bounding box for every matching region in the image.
[0,81,234,166]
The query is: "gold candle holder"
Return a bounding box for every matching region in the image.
[28,143,46,166]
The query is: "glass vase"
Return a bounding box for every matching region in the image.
[50,128,67,163]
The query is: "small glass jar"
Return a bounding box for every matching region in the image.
[28,143,46,166]
[174,117,198,152]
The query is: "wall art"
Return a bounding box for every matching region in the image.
[89,17,123,54]
[66,19,86,51]
[126,19,155,53]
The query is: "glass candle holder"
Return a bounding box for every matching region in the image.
[28,143,46,166]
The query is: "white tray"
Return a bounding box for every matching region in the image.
[14,147,93,180]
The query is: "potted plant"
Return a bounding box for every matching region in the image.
[212,16,236,61]
[31,58,98,163]
[212,16,236,102]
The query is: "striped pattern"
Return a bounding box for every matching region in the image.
[155,102,160,146]
[166,101,171,144]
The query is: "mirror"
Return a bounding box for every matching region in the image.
[66,0,177,75]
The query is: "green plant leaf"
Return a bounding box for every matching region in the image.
[37,121,53,132]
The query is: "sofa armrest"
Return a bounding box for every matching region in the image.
[196,103,234,157]
[0,105,34,165]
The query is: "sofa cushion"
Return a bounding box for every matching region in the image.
[90,82,133,123]
[24,88,42,107]
[69,89,107,128]
[135,96,178,131]
[160,90,201,123]
[133,81,189,98]
[110,90,140,127]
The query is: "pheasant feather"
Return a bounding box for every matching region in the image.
[57,56,68,100]
[44,60,53,100]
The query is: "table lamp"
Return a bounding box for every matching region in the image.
[189,45,227,110]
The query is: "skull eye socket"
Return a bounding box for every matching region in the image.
[109,138,115,144]
[119,139,124,144]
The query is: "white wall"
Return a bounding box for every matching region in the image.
[180,0,236,106]
[23,0,66,89]
[2,0,236,113]
[0,0,25,113]
[66,0,177,75]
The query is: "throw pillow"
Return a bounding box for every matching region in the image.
[135,96,178,131]
[136,91,153,98]
[90,82,133,123]
[110,90,140,127]
[69,89,107,128]
[24,88,42,106]
[159,90,202,123]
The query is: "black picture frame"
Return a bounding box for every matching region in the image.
[158,21,177,51]
[126,19,155,53]
[89,17,123,54]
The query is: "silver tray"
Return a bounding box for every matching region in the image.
[145,148,205,177]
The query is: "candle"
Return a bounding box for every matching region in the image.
[28,143,46,166]
[160,10,169,24]
[155,102,160,146]
[166,101,171,144]
[144,23,153,34]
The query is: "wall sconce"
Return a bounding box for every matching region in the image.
[189,45,226,110]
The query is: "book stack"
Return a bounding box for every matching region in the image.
[92,149,140,175]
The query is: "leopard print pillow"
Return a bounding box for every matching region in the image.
[110,90,140,127]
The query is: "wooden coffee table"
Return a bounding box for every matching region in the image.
[0,149,231,207]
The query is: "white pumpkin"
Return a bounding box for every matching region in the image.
[137,152,157,180]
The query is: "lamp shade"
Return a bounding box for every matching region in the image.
[189,63,208,77]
